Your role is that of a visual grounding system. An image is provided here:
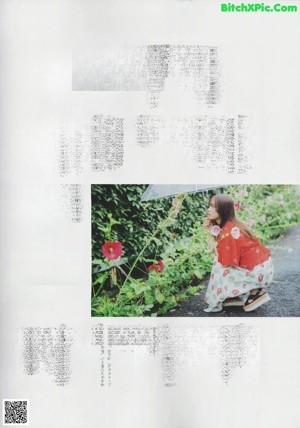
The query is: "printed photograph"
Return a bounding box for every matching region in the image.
[91,185,300,317]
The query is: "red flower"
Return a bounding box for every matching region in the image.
[102,241,123,260]
[232,289,239,296]
[148,260,164,273]
[223,270,229,277]
[217,287,222,296]
[211,285,215,291]
[245,271,250,277]
[242,283,247,289]
[234,202,243,211]
[265,282,269,286]
[258,275,263,282]
[211,273,215,280]
[157,260,164,271]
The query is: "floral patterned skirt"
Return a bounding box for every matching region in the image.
[204,256,274,312]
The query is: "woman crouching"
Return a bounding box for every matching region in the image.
[204,194,274,313]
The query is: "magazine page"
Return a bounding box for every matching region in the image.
[0,1,300,427]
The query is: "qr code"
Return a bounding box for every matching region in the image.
[2,400,29,425]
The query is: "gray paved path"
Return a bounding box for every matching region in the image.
[162,224,300,317]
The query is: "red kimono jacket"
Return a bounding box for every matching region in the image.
[217,221,271,270]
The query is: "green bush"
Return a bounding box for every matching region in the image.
[226,184,300,242]
[92,185,214,275]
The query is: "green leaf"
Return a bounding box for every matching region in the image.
[155,290,165,304]
[92,259,104,265]
[193,270,203,280]
[144,304,154,310]
[144,291,155,305]
[93,273,108,285]
[152,237,162,246]
[164,296,177,304]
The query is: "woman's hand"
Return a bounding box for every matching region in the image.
[204,217,212,230]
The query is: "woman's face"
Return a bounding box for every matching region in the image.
[207,198,221,223]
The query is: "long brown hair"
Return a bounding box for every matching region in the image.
[210,194,258,240]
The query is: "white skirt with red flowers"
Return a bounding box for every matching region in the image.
[204,256,274,312]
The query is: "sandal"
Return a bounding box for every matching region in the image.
[243,289,270,312]
[223,297,244,307]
